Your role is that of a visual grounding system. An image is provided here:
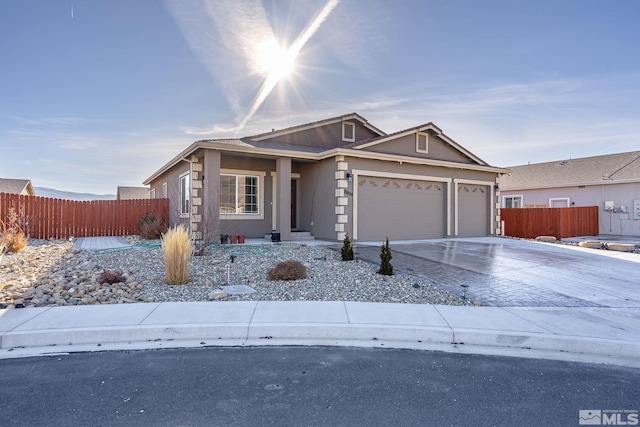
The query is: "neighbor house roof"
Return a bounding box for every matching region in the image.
[498,151,640,190]
[0,178,35,196]
[116,186,149,200]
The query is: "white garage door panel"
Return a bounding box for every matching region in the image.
[358,177,445,241]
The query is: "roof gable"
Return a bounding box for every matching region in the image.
[346,123,489,166]
[246,113,385,149]
[499,151,640,189]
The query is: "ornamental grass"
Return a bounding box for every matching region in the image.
[161,225,194,285]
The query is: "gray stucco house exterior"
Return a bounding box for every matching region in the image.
[498,151,640,236]
[144,113,507,242]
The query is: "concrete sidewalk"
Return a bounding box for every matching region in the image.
[1,301,639,367]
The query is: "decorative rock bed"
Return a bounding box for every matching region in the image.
[0,238,472,309]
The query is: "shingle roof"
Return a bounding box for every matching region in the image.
[0,178,34,195]
[498,151,640,189]
[117,186,149,200]
[245,112,386,141]
[196,138,327,154]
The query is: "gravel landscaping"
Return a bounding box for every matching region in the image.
[0,238,472,308]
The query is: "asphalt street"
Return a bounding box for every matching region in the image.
[1,347,639,426]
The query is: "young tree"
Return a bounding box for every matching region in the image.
[378,237,393,275]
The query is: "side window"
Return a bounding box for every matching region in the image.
[503,195,523,208]
[162,182,168,198]
[180,172,190,216]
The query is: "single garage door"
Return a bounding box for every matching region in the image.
[457,183,489,237]
[357,176,445,241]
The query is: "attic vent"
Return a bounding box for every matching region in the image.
[342,122,355,142]
[416,132,428,154]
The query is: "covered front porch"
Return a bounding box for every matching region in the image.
[188,150,321,244]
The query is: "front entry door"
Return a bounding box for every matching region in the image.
[291,179,297,229]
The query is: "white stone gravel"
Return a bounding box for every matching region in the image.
[0,238,472,307]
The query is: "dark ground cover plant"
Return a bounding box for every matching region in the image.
[267,260,308,281]
[98,270,127,285]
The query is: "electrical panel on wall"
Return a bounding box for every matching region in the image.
[634,199,640,220]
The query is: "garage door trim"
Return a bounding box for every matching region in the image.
[453,178,496,236]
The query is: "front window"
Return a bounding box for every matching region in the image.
[220,174,259,214]
[503,195,523,208]
[180,173,190,215]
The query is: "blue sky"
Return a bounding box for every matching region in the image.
[1,0,639,195]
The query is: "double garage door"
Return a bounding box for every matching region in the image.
[357,176,445,241]
[356,176,489,241]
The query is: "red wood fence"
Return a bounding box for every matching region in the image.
[500,206,599,239]
[0,193,169,239]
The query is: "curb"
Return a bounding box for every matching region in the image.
[2,318,640,367]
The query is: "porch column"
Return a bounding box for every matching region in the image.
[202,150,221,245]
[276,157,292,241]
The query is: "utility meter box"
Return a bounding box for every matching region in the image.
[634,199,640,220]
[604,201,615,211]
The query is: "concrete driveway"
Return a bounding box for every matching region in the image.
[356,237,640,308]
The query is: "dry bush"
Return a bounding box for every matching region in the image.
[139,212,168,240]
[0,208,29,254]
[267,260,308,281]
[161,225,194,285]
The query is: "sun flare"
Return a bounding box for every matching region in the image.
[257,39,296,80]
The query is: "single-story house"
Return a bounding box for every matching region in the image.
[116,186,150,200]
[144,113,508,242]
[498,151,640,236]
[0,178,35,196]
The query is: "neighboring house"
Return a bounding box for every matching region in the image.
[144,113,507,242]
[116,186,150,200]
[0,178,35,196]
[498,151,640,236]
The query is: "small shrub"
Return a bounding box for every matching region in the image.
[161,225,194,285]
[0,208,29,253]
[341,232,354,261]
[267,260,308,281]
[377,237,393,275]
[99,270,127,285]
[139,212,168,240]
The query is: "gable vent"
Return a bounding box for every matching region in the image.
[416,132,429,154]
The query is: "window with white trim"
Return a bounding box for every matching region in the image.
[503,195,523,208]
[416,132,428,153]
[179,172,190,216]
[150,188,156,199]
[162,182,168,198]
[220,174,259,215]
[342,122,355,142]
